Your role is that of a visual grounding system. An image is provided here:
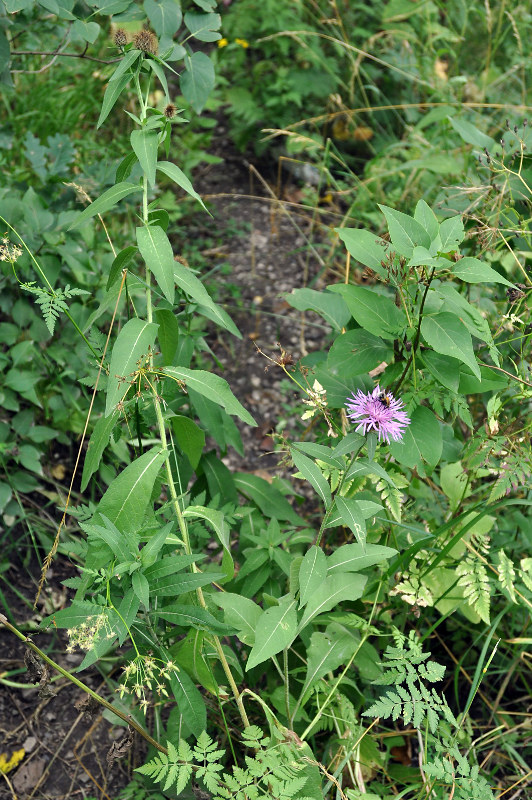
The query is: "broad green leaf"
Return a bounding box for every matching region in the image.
[173,259,240,336]
[184,11,221,41]
[414,199,439,241]
[137,225,175,304]
[335,228,388,275]
[163,367,256,426]
[327,329,392,377]
[212,593,262,646]
[299,546,327,608]
[132,570,150,608]
[107,245,138,290]
[81,409,119,491]
[97,73,132,129]
[140,523,172,568]
[438,215,464,251]
[291,446,331,509]
[298,573,367,632]
[328,284,404,340]
[171,415,205,469]
[246,597,298,670]
[448,116,495,149]
[155,603,234,634]
[378,204,431,256]
[144,554,205,582]
[157,161,207,209]
[389,405,443,469]
[180,51,215,113]
[144,0,182,37]
[458,365,508,394]
[169,669,206,737]
[201,450,239,503]
[95,447,167,533]
[150,571,223,596]
[289,442,344,470]
[41,601,104,630]
[452,256,514,286]
[301,630,358,702]
[326,499,384,524]
[106,318,158,415]
[183,505,233,582]
[421,351,460,392]
[332,497,367,548]
[68,181,139,229]
[73,20,100,43]
[175,629,218,693]
[408,246,449,268]
[155,308,179,363]
[327,543,397,574]
[131,129,158,187]
[115,589,140,645]
[434,285,497,354]
[421,312,481,379]
[234,473,304,525]
[286,287,350,331]
[345,458,396,486]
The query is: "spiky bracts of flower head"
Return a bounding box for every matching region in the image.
[345,385,410,443]
[164,103,177,119]
[133,29,158,55]
[113,28,128,47]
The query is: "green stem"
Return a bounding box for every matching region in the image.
[0,613,167,754]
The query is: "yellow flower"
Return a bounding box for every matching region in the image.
[217,38,228,48]
[0,749,25,775]
[235,38,249,48]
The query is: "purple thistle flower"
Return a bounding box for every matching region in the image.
[345,385,411,444]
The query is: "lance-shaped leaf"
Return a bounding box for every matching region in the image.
[327,543,397,575]
[106,317,158,416]
[157,160,207,210]
[173,259,240,337]
[246,596,298,670]
[136,225,175,305]
[300,630,358,703]
[169,669,206,737]
[81,409,119,491]
[131,129,158,187]
[421,312,481,379]
[452,256,514,287]
[154,603,234,635]
[291,446,331,509]
[95,447,167,534]
[332,496,367,548]
[299,546,327,608]
[378,204,431,256]
[183,505,233,582]
[163,367,256,426]
[68,182,140,229]
[212,593,262,645]
[298,573,367,633]
[97,73,132,129]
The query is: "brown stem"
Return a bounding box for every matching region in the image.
[11,50,120,64]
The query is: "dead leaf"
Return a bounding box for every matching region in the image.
[106,728,134,768]
[12,758,46,794]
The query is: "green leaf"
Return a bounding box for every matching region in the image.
[301,630,358,701]
[109,48,142,84]
[81,410,119,491]
[41,601,103,630]
[298,573,367,632]
[448,116,495,149]
[183,11,221,41]
[180,51,215,113]
[136,225,175,304]
[421,351,460,392]
[107,245,138,290]
[155,308,179,363]
[291,446,331,509]
[183,505,233,582]
[378,204,431,256]
[155,603,234,634]
[173,260,240,336]
[328,284,404,340]
[389,405,442,470]
[327,543,397,574]
[414,199,439,241]
[72,20,100,43]
[144,554,205,582]
[132,570,150,608]
[438,215,464,251]
[169,669,206,737]
[452,257,514,286]
[97,73,133,129]
[285,287,350,331]
[163,367,256,426]
[212,593,262,645]
[115,589,140,645]
[151,571,223,596]
[335,227,388,275]
[157,161,207,210]
[327,329,392,376]
[289,442,344,470]
[175,629,218,693]
[131,129,158,188]
[246,597,298,670]
[106,318,159,415]
[332,497,367,548]
[95,447,167,533]
[144,0,182,37]
[421,312,481,379]
[171,415,205,469]
[68,182,139,229]
[234,473,304,525]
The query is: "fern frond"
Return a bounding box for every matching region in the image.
[497,550,517,603]
[457,557,491,623]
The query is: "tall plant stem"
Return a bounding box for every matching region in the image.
[0,614,167,755]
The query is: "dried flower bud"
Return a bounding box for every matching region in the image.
[133,29,158,55]
[113,28,128,47]
[506,284,526,302]
[164,103,177,119]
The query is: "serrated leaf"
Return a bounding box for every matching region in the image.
[163,367,256,426]
[335,227,388,275]
[106,318,159,415]
[328,284,405,340]
[285,287,350,331]
[246,597,298,670]
[452,256,514,286]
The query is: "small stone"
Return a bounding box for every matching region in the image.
[23,736,37,752]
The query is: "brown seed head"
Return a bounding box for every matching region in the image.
[133,29,158,55]
[164,103,177,119]
[113,28,128,47]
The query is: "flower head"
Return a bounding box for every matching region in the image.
[113,28,128,47]
[133,29,158,55]
[345,385,410,444]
